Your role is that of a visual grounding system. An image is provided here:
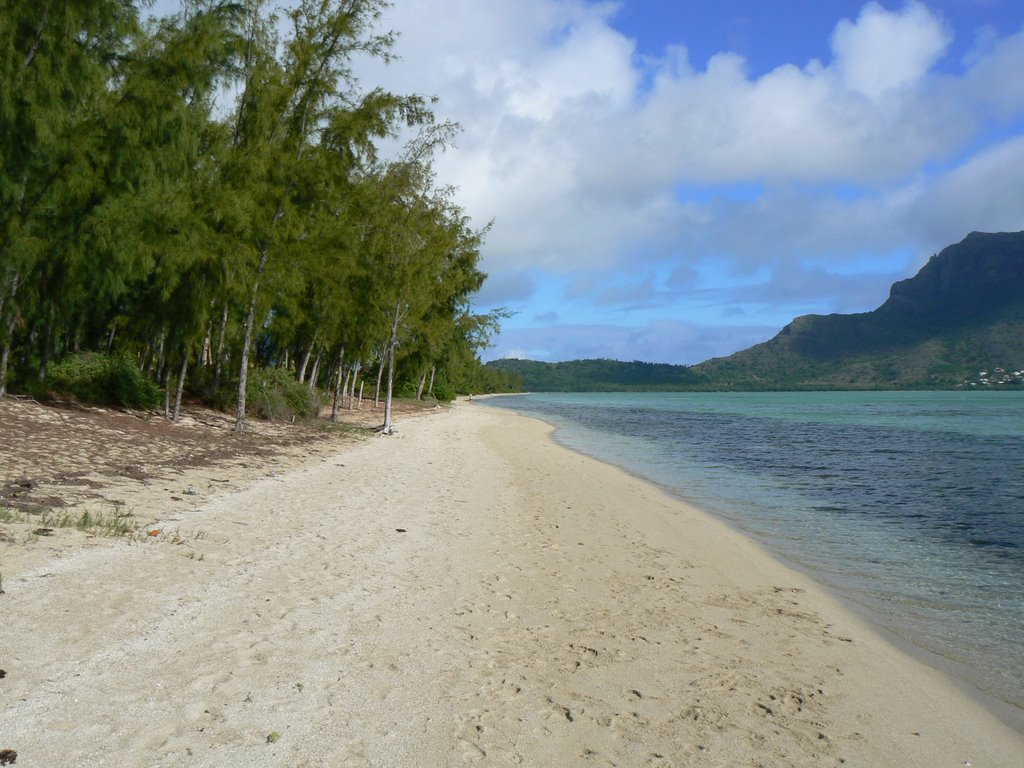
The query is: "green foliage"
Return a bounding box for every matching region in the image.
[451,358,522,395]
[486,358,704,392]
[431,379,456,402]
[0,0,504,423]
[46,353,161,408]
[245,367,324,421]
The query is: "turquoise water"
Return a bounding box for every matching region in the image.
[484,391,1024,722]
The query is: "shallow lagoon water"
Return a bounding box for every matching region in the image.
[485,391,1024,718]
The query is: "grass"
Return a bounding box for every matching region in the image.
[0,504,137,537]
[1,503,212,563]
[307,418,368,437]
[0,506,211,600]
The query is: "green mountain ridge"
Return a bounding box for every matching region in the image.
[484,357,705,392]
[487,231,1024,391]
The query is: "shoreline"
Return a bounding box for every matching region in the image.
[554,419,1024,733]
[472,403,1024,764]
[2,400,1022,765]
[478,393,1024,733]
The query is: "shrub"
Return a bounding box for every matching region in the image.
[47,353,161,409]
[245,367,324,421]
[394,377,419,399]
[431,379,456,402]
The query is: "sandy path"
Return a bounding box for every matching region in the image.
[1,403,1021,766]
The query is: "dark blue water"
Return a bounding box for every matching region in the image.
[484,391,1024,720]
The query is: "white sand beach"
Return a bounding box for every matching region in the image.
[1,401,1022,767]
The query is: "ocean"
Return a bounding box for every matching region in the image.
[483,391,1024,724]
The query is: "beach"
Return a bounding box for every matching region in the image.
[1,400,1022,767]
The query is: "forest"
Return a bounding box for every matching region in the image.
[0,0,520,433]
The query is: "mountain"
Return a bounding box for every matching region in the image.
[692,231,1024,389]
[487,231,1024,391]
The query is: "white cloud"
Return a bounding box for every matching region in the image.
[486,320,780,365]
[627,14,969,187]
[913,135,1024,245]
[144,0,1024,365]
[957,27,1024,115]
[376,2,1012,246]
[831,1,952,99]
[354,1,1024,360]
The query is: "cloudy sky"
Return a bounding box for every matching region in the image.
[152,0,1024,363]
[349,0,1024,364]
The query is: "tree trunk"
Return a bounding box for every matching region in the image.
[140,339,151,372]
[297,341,313,383]
[71,311,84,353]
[236,248,268,434]
[0,343,11,399]
[382,301,402,434]
[330,346,345,422]
[163,363,172,419]
[0,273,7,323]
[212,301,228,395]
[374,355,384,407]
[348,362,362,410]
[427,365,436,398]
[38,303,55,382]
[340,367,351,409]
[358,380,364,409]
[415,370,426,400]
[105,325,116,354]
[308,349,322,389]
[21,7,50,70]
[0,315,16,399]
[0,272,17,399]
[173,350,189,421]
[201,324,212,366]
[20,327,34,370]
[382,344,396,434]
[156,326,167,385]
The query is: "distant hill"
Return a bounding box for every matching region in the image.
[484,357,704,392]
[487,231,1024,391]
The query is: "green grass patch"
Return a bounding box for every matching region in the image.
[0,505,137,537]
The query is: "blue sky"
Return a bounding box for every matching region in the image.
[612,1,1024,78]
[159,1,1024,364]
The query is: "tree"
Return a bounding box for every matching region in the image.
[219,0,432,432]
[0,0,140,393]
[357,124,491,431]
[0,0,507,415]
[104,4,240,418]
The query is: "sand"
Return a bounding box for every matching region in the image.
[1,400,1022,767]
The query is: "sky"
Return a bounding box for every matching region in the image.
[349,0,1024,364]
[155,0,1024,364]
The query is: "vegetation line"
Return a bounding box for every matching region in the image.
[0,1,520,422]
